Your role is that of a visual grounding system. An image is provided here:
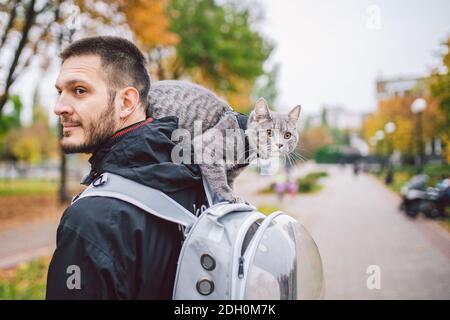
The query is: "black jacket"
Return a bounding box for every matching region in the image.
[46,117,207,299]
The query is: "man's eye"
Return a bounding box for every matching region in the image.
[74,87,86,95]
[266,129,273,137]
[284,132,292,139]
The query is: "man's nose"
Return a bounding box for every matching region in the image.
[54,97,73,116]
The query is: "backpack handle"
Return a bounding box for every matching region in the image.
[204,202,256,218]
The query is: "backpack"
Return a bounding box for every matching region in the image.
[72,172,324,300]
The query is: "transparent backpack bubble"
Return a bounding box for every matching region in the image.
[244,214,324,299]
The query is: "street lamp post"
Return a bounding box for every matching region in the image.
[411,98,427,173]
[384,122,396,185]
[375,130,385,171]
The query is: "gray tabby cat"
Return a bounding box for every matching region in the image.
[148,80,301,203]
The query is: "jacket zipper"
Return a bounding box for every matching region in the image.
[238,256,245,279]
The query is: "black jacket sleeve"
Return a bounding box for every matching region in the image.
[45,220,128,300]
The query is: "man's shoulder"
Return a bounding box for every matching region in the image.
[60,196,140,232]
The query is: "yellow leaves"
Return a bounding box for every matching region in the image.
[393,117,414,154]
[221,77,254,113]
[226,92,252,113]
[11,136,41,165]
[442,135,450,163]
[421,98,442,138]
[189,68,254,113]
[362,94,446,156]
[301,126,334,156]
[122,0,179,50]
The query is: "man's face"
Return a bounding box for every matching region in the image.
[54,55,118,153]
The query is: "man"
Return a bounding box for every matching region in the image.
[46,36,207,299]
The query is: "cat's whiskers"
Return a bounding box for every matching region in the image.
[295,146,313,157]
[285,154,294,167]
[287,151,307,164]
[291,153,308,164]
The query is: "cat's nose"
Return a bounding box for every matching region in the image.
[276,143,284,149]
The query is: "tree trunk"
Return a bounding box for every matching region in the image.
[0,0,37,115]
[0,0,20,49]
[55,0,69,204]
[58,123,69,203]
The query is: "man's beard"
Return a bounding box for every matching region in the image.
[61,92,117,154]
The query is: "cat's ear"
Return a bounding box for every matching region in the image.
[288,105,301,123]
[253,97,272,123]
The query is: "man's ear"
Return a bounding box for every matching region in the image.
[119,87,141,119]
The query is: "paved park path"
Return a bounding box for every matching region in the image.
[0,217,57,269]
[235,163,450,299]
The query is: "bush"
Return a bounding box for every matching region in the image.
[297,171,328,193]
[298,178,317,193]
[304,171,328,180]
[424,163,450,186]
[376,163,450,194]
[314,145,343,163]
[0,178,57,196]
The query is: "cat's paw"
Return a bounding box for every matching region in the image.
[221,194,246,204]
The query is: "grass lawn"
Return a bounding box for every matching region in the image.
[0,179,82,225]
[0,257,50,300]
[0,178,57,196]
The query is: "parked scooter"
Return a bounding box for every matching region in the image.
[400,174,450,218]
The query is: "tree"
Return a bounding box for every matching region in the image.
[429,37,450,161]
[137,0,273,113]
[0,0,134,118]
[2,87,57,165]
[362,94,444,161]
[0,95,23,159]
[300,126,334,160]
[0,0,58,115]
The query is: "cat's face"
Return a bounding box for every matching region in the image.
[247,98,301,160]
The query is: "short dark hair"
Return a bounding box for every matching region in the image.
[60,36,150,106]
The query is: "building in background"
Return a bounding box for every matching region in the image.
[376,76,427,101]
[305,105,366,130]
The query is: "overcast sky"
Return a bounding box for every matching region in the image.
[5,0,450,123]
[259,0,450,114]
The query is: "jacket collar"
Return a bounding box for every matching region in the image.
[82,118,153,184]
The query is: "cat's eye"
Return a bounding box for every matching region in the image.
[266,129,273,137]
[284,132,292,139]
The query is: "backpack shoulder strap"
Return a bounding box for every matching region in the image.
[234,112,248,131]
[72,172,197,230]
